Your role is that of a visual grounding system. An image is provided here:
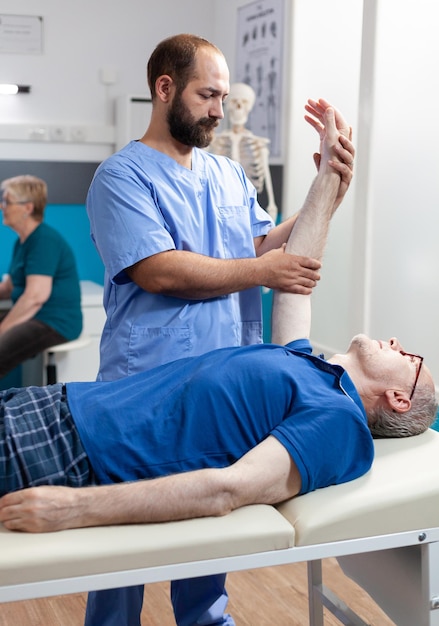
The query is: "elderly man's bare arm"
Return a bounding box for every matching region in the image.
[0,437,299,533]
[255,99,354,260]
[271,105,350,346]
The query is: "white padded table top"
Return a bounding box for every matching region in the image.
[278,428,439,545]
[0,505,294,586]
[1,429,439,589]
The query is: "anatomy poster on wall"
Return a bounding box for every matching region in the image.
[235,0,285,162]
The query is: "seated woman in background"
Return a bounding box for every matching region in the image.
[0,175,82,379]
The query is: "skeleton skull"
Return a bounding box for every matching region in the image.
[227,83,256,126]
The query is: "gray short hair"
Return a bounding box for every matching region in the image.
[368,384,438,438]
[1,174,47,222]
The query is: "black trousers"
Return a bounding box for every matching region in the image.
[0,313,67,379]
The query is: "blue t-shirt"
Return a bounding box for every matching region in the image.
[8,223,82,340]
[86,142,273,379]
[67,339,374,495]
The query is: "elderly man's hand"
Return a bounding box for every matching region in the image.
[0,486,80,533]
[305,98,355,210]
[305,97,352,139]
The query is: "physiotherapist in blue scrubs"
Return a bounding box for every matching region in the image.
[85,33,354,626]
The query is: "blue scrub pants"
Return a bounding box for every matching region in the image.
[84,574,235,626]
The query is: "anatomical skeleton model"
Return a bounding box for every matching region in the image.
[208,83,278,221]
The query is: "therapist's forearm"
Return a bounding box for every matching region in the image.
[126,249,320,299]
[128,251,261,299]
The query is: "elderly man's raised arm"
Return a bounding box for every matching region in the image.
[271,105,353,346]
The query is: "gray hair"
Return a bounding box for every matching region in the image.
[1,174,47,222]
[368,384,438,438]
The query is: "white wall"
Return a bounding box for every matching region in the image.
[367,0,439,390]
[2,0,438,391]
[0,0,216,160]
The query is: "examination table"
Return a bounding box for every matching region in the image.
[1,428,439,625]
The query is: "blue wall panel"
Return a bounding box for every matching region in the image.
[0,204,104,285]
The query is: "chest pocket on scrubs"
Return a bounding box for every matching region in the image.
[218,206,255,258]
[128,325,193,374]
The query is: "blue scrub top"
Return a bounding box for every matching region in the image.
[86,142,274,379]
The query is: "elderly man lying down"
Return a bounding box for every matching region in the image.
[0,106,437,533]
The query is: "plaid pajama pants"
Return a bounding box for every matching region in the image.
[0,383,96,496]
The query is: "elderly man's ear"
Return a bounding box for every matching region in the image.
[384,389,411,413]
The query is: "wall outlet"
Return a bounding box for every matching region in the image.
[70,126,87,142]
[50,126,67,142]
[99,67,118,85]
[28,127,48,141]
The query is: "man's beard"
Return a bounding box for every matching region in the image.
[167,91,218,148]
[349,334,371,354]
[348,334,377,368]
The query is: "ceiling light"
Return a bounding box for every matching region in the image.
[0,84,31,95]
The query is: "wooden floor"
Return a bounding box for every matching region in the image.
[0,558,395,625]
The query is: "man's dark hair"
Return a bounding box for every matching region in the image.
[147,33,222,99]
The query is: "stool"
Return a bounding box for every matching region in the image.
[45,335,92,384]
